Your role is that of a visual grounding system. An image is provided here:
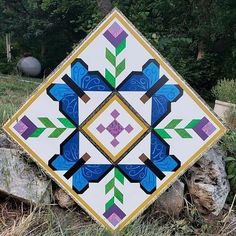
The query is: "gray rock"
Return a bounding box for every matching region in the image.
[54,188,76,208]
[186,146,230,215]
[0,148,51,204]
[0,131,17,149]
[154,179,185,217]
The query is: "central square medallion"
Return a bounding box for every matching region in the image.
[82,94,148,163]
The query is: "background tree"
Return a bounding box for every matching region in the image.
[0,0,235,101]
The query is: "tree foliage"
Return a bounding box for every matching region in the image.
[0,0,235,100]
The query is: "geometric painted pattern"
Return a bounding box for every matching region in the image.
[82,94,148,162]
[3,9,226,232]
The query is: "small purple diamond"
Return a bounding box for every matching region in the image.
[108,22,123,38]
[97,124,105,133]
[125,124,133,133]
[108,213,122,226]
[103,22,128,47]
[18,116,37,140]
[202,122,216,136]
[14,120,28,135]
[193,117,211,140]
[111,139,119,147]
[111,109,120,119]
[107,120,124,137]
[103,203,126,222]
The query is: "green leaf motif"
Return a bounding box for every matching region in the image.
[49,128,66,138]
[175,129,192,138]
[165,119,182,129]
[105,69,115,88]
[116,59,125,77]
[38,117,56,128]
[185,119,201,129]
[30,128,45,137]
[116,39,126,55]
[154,129,172,139]
[106,48,116,66]
[114,187,123,203]
[58,118,75,128]
[105,178,114,194]
[105,197,114,211]
[115,168,124,184]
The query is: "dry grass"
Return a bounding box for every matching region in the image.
[225,108,236,132]
[0,195,235,236]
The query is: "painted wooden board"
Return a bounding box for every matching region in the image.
[3,9,226,232]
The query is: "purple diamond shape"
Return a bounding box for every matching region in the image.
[111,139,119,147]
[97,124,105,133]
[125,124,133,133]
[13,120,28,135]
[107,120,124,137]
[103,22,128,47]
[108,213,122,226]
[111,109,120,119]
[108,22,123,38]
[193,117,212,140]
[202,122,216,136]
[103,204,126,225]
[14,116,37,140]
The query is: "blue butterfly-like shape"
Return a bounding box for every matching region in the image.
[49,131,112,194]
[118,59,183,126]
[118,132,180,194]
[71,59,112,92]
[47,84,79,125]
[47,59,112,126]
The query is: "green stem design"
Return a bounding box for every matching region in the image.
[105,168,124,211]
[30,117,75,138]
[105,39,126,88]
[155,119,201,139]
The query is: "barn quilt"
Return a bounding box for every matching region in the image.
[3,9,226,232]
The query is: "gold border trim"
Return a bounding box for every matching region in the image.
[82,95,148,162]
[3,8,226,232]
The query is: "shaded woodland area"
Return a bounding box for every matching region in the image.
[0,0,236,101]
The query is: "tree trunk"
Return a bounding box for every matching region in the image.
[197,41,205,60]
[5,33,11,62]
[96,0,112,15]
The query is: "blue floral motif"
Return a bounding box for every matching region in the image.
[72,59,112,91]
[49,132,112,193]
[118,59,160,91]
[48,58,182,195]
[48,84,79,125]
[118,132,180,194]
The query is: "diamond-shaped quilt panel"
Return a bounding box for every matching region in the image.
[4,10,225,232]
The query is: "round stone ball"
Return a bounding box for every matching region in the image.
[17,56,41,77]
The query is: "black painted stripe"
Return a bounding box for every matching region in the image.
[64,153,90,179]
[139,154,166,180]
[62,74,90,102]
[141,75,169,103]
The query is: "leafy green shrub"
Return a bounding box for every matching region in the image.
[212,79,236,103]
[221,131,236,194]
[225,156,236,193]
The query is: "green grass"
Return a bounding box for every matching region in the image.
[0,74,42,125]
[1,200,235,236]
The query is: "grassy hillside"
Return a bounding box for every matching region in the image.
[0,74,42,125]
